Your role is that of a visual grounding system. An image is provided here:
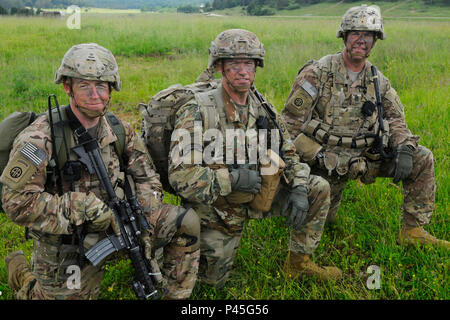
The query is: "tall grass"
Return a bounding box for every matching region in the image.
[0,13,448,300]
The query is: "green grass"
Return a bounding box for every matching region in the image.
[0,13,448,300]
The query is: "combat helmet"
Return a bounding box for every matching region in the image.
[337,4,386,40]
[54,43,121,91]
[208,29,265,70]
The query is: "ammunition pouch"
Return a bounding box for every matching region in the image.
[293,132,322,164]
[317,151,380,184]
[363,148,381,161]
[299,116,391,178]
[303,119,377,150]
[321,151,355,176]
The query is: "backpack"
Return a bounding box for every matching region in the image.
[0,106,125,212]
[140,80,220,194]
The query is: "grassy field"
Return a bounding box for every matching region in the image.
[0,12,448,300]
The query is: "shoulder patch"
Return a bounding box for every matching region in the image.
[300,80,318,99]
[20,142,47,167]
[0,142,46,190]
[284,82,316,117]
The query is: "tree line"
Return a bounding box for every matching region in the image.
[203,0,449,16]
[1,0,448,16]
[0,0,86,15]
[0,1,205,11]
[0,0,85,9]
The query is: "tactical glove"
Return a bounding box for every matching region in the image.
[230,167,262,194]
[281,185,309,231]
[390,145,414,184]
[69,192,120,235]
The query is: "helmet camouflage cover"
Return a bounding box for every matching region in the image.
[208,28,265,69]
[54,43,121,91]
[337,4,386,40]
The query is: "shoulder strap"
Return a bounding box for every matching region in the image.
[105,112,127,169]
[46,106,72,172]
[47,108,127,172]
[195,89,222,132]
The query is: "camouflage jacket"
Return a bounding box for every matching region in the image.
[0,110,162,235]
[168,83,310,209]
[282,52,419,161]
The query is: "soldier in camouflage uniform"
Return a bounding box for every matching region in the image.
[282,5,449,248]
[2,43,200,299]
[169,29,342,286]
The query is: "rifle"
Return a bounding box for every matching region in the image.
[71,125,161,300]
[251,86,285,161]
[370,66,394,159]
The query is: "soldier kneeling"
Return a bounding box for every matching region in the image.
[2,43,200,300]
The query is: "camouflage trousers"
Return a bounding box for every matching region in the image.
[12,204,200,300]
[193,174,330,287]
[313,145,435,226]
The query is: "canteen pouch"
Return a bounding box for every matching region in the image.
[251,149,286,212]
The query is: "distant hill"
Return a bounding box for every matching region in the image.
[0,0,205,9]
[83,0,206,9]
[208,0,450,16]
[206,0,450,17]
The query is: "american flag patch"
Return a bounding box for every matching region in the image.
[20,142,47,167]
[301,80,318,99]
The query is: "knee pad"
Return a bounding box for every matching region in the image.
[417,146,433,162]
[175,207,200,252]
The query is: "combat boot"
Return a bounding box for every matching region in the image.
[283,251,342,281]
[4,250,34,292]
[398,225,450,249]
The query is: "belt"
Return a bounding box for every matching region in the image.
[26,229,79,246]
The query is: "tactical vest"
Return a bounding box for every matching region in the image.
[48,106,126,175]
[0,107,125,212]
[303,54,389,177]
[194,84,266,168]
